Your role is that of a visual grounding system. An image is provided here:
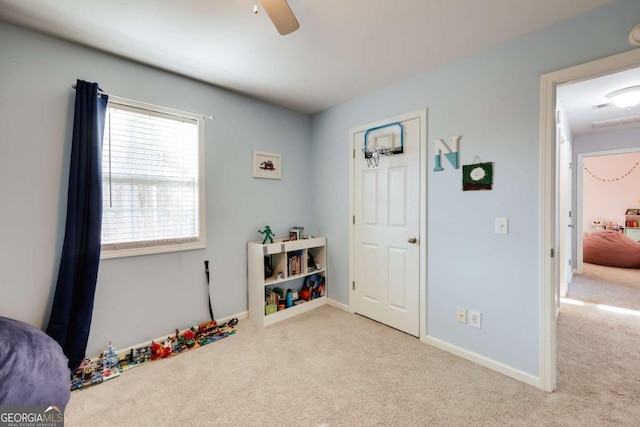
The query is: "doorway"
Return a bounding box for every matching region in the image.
[575,149,640,273]
[349,109,427,339]
[569,150,640,312]
[541,48,640,392]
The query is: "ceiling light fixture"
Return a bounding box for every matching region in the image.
[629,24,640,46]
[606,85,640,109]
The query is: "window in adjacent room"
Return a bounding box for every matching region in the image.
[100,97,205,258]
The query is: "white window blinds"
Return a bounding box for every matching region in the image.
[101,101,204,256]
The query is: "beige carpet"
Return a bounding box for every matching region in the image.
[568,262,640,310]
[64,300,640,426]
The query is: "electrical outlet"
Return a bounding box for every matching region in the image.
[469,310,482,328]
[457,307,467,324]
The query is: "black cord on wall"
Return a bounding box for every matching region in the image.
[204,260,214,321]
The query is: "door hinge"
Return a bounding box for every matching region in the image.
[568,259,572,266]
[353,149,355,159]
[353,215,355,225]
[352,281,355,290]
[550,248,555,258]
[568,210,572,218]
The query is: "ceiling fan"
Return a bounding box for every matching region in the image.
[256,0,300,35]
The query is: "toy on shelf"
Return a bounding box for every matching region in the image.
[312,277,325,299]
[607,221,621,231]
[301,274,325,301]
[258,225,275,244]
[299,287,311,301]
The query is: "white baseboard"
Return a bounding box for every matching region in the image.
[327,298,351,313]
[423,336,541,389]
[109,310,248,360]
[320,302,540,389]
[239,296,541,389]
[220,310,248,323]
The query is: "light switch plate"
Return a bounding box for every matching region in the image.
[495,218,509,235]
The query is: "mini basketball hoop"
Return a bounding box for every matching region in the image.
[362,122,405,168]
[363,145,400,168]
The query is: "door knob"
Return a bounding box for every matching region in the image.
[568,224,574,228]
[407,237,417,244]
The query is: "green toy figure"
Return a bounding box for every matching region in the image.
[258,225,275,244]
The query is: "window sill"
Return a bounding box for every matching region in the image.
[100,239,206,259]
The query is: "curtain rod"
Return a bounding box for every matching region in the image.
[71,83,214,120]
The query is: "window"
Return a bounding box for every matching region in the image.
[101,97,205,258]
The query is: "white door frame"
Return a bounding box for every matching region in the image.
[348,109,428,341]
[557,129,571,306]
[576,147,640,273]
[540,48,640,392]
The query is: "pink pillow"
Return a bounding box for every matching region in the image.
[583,231,640,268]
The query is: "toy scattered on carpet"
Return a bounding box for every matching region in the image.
[70,319,238,391]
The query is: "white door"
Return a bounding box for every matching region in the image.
[352,113,423,337]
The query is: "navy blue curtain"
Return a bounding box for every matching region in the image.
[47,80,108,371]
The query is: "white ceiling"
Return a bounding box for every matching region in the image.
[557,67,640,136]
[0,0,616,114]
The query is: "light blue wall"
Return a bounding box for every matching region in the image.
[310,0,640,376]
[571,127,640,263]
[0,22,313,356]
[1,0,639,377]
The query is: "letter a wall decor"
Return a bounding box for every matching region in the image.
[433,135,460,171]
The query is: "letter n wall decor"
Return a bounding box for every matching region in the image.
[433,135,460,171]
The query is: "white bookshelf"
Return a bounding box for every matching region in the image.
[248,237,327,326]
[625,211,640,241]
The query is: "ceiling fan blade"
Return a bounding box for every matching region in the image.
[260,0,300,35]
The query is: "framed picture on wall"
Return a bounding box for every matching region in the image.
[626,209,639,215]
[462,162,493,191]
[253,151,281,179]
